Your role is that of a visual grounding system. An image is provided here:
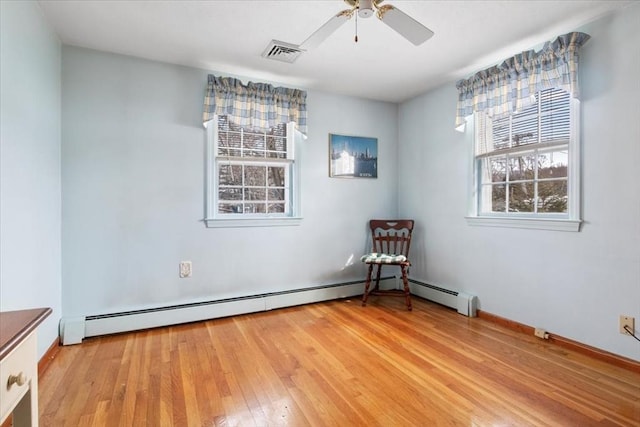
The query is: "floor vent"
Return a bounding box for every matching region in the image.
[262,40,303,63]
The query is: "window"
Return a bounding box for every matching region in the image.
[205,115,301,227]
[467,88,581,231]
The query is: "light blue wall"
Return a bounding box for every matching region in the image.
[0,1,62,357]
[5,0,637,362]
[61,46,398,316]
[398,3,640,360]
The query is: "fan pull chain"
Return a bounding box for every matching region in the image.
[354,8,358,43]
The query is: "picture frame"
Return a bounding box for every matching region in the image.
[329,133,378,178]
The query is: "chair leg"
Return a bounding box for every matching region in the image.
[373,264,382,291]
[401,265,412,311]
[362,263,374,306]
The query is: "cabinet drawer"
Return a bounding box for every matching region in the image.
[0,331,37,422]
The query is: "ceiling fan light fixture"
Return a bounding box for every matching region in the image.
[358,0,374,18]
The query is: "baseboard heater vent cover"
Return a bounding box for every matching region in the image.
[59,278,395,345]
[409,279,477,317]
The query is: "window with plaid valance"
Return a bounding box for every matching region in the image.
[203,75,307,135]
[455,32,590,129]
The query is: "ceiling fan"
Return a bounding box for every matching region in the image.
[299,0,434,49]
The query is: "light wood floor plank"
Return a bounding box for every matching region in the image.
[38,297,640,426]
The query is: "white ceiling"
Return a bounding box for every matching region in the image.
[38,0,632,103]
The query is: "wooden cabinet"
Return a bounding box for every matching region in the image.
[0,308,51,427]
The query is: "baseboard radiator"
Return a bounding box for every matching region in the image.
[60,278,394,345]
[60,277,477,345]
[409,278,478,317]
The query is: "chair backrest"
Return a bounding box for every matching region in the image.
[369,219,414,257]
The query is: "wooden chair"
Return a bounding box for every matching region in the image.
[361,219,414,310]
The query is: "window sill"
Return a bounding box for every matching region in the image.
[465,216,581,232]
[205,217,303,228]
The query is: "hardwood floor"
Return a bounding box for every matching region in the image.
[38,297,640,426]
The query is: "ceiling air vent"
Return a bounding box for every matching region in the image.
[262,40,303,63]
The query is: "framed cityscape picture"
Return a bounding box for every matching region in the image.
[329,133,378,178]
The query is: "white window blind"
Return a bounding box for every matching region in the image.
[476,88,571,157]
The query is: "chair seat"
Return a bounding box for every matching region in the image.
[360,252,407,264]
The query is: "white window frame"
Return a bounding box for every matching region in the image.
[466,92,582,232]
[204,116,302,228]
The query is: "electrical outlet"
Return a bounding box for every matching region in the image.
[534,328,549,339]
[619,315,634,335]
[179,261,192,278]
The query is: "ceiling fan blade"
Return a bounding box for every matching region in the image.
[299,10,352,50]
[377,5,434,46]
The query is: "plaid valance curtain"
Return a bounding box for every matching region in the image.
[455,32,590,128]
[203,75,307,134]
